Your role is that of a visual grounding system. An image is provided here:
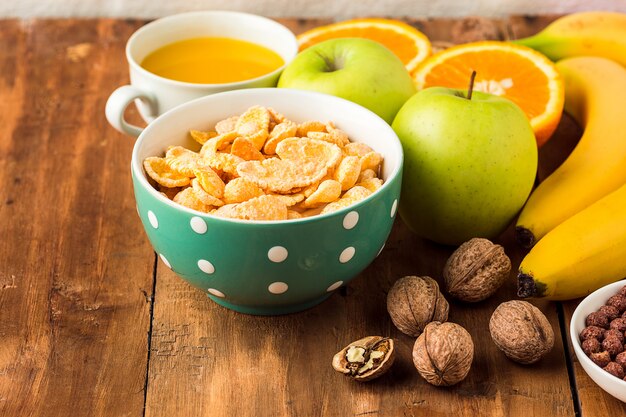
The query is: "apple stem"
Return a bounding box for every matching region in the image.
[467,70,477,100]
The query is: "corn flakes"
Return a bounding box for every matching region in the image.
[190,129,217,145]
[236,106,270,150]
[194,168,225,199]
[297,120,326,137]
[263,121,297,154]
[217,195,288,221]
[215,116,239,134]
[191,178,225,207]
[231,137,265,161]
[173,187,212,212]
[223,177,265,204]
[143,106,385,221]
[303,179,342,208]
[144,157,190,188]
[165,146,201,177]
[334,155,361,191]
[360,151,383,172]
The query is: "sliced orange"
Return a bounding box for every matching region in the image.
[413,41,564,146]
[297,18,432,73]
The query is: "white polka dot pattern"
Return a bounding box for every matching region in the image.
[268,282,288,294]
[208,288,225,298]
[391,199,398,218]
[268,246,288,263]
[159,253,171,269]
[339,247,355,263]
[197,259,215,274]
[343,211,359,230]
[326,281,343,292]
[148,210,158,229]
[190,216,207,234]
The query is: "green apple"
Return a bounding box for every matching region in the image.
[277,38,416,124]
[392,86,538,245]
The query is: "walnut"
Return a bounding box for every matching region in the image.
[412,321,474,386]
[586,311,609,329]
[443,238,511,302]
[602,337,624,357]
[604,362,625,379]
[582,338,601,356]
[599,305,620,321]
[387,276,449,337]
[332,336,395,382]
[591,351,611,367]
[489,300,554,364]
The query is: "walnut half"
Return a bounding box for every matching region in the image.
[332,336,395,382]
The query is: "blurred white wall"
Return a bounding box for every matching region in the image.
[3,0,626,18]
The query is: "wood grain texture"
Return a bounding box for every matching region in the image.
[144,17,577,417]
[0,19,154,417]
[2,15,624,417]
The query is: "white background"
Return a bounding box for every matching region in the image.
[3,0,626,18]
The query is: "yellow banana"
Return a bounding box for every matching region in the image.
[514,11,626,66]
[517,183,626,300]
[515,57,626,247]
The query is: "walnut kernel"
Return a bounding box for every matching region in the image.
[332,336,395,382]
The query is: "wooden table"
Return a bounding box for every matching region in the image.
[1,15,625,417]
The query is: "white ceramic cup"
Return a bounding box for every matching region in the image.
[105,11,298,137]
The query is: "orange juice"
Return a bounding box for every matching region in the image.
[140,37,284,84]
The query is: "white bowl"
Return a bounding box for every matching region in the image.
[570,279,626,402]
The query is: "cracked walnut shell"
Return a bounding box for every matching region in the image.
[387,276,449,337]
[332,336,395,382]
[489,300,554,364]
[412,321,474,386]
[443,238,511,302]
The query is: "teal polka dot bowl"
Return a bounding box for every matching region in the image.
[131,88,403,315]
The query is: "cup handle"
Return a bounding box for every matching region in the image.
[105,85,158,137]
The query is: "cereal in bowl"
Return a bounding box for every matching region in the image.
[143,106,384,221]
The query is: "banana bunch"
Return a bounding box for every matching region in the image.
[518,182,626,300]
[514,11,626,67]
[514,19,626,300]
[516,57,626,247]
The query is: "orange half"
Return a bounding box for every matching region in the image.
[297,18,432,73]
[413,41,564,146]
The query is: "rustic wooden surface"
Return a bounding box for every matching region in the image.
[0,15,624,417]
